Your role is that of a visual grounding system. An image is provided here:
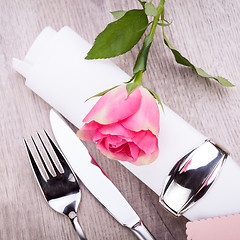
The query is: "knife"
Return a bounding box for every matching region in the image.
[49,109,155,240]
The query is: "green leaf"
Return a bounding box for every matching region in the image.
[85,85,120,102]
[162,18,172,26]
[86,9,148,59]
[137,0,147,8]
[195,68,234,87]
[124,75,135,84]
[133,35,153,74]
[146,87,164,111]
[213,76,234,87]
[144,3,158,16]
[111,10,126,19]
[126,82,140,95]
[163,32,234,87]
[157,22,171,27]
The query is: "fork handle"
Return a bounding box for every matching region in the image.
[70,215,87,240]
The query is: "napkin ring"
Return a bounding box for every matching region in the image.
[159,139,229,216]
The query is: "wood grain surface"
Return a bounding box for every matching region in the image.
[0,0,240,239]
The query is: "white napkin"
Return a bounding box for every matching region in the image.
[13,26,240,221]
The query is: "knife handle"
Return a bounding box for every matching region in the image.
[130,221,155,240]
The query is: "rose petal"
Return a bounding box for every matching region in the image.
[92,130,105,142]
[96,137,141,162]
[109,142,127,153]
[133,130,158,154]
[78,86,160,166]
[99,123,135,140]
[96,141,134,162]
[122,87,160,136]
[130,147,159,166]
[105,135,127,149]
[83,85,142,124]
[76,121,101,141]
[128,142,140,161]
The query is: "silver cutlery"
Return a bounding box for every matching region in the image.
[24,131,87,240]
[50,109,155,240]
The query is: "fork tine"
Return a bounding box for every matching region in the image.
[37,132,61,176]
[24,134,87,239]
[43,130,70,172]
[31,135,53,178]
[24,139,46,187]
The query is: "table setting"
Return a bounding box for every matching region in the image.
[1,0,240,239]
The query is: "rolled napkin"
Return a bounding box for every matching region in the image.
[186,214,240,240]
[12,26,240,221]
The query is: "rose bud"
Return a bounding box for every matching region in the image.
[77,85,160,165]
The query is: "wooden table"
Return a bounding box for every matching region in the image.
[1,0,239,239]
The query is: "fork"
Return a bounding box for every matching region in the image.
[24,130,87,240]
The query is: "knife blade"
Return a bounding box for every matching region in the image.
[49,109,155,240]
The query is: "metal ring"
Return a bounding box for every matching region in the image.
[159,139,229,216]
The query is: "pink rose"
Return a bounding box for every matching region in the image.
[77,85,160,165]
